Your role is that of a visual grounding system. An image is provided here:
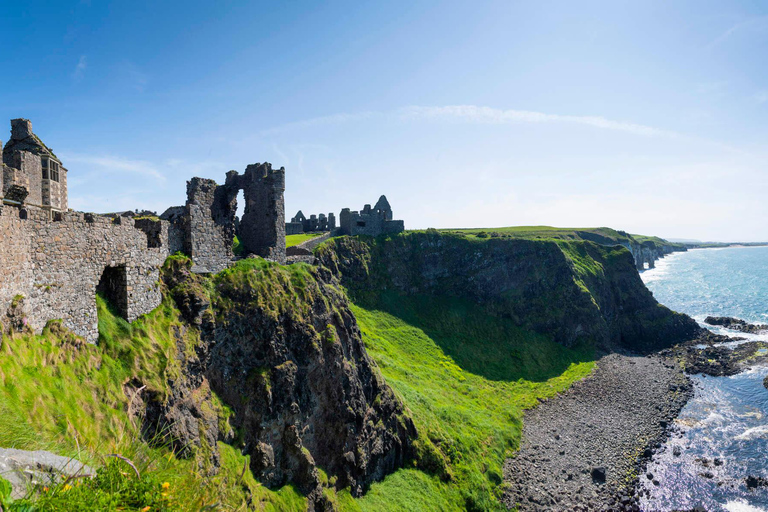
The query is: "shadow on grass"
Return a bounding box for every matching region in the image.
[364,291,595,383]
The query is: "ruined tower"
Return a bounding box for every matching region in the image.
[230,163,286,264]
[2,119,68,213]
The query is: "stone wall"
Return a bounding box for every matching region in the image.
[0,205,167,343]
[232,163,286,263]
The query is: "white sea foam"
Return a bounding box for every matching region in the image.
[734,425,768,441]
[725,499,768,512]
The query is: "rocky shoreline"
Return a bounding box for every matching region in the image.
[503,353,693,512]
[504,317,768,512]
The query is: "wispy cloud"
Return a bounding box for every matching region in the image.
[754,91,768,104]
[259,111,380,136]
[260,105,678,139]
[72,55,87,82]
[61,154,166,181]
[397,105,678,138]
[707,16,768,49]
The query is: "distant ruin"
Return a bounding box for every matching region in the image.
[286,210,336,235]
[339,195,405,236]
[287,195,405,238]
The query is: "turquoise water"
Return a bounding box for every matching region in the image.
[640,246,768,512]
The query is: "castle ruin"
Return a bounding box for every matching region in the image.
[285,210,336,235]
[0,119,286,343]
[0,119,405,343]
[339,195,404,236]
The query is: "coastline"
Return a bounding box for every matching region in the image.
[503,353,694,512]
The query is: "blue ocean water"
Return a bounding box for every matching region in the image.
[639,246,768,512]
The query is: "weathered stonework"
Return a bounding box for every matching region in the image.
[339,195,404,237]
[2,119,68,214]
[231,163,286,263]
[162,163,287,271]
[0,119,289,343]
[0,206,167,342]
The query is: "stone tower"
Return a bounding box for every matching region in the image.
[228,162,286,264]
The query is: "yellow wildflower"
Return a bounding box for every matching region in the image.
[162,481,171,490]
[141,507,151,512]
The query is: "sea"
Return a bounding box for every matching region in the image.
[639,246,768,512]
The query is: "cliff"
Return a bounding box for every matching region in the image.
[316,231,700,353]
[157,256,415,507]
[437,226,687,271]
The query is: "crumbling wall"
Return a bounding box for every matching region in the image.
[228,163,286,263]
[0,206,167,342]
[181,178,236,273]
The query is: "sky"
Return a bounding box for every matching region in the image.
[1,1,767,242]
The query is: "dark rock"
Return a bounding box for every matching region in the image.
[705,316,768,334]
[591,466,606,483]
[745,475,768,489]
[317,234,702,353]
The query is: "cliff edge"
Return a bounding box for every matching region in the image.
[316,231,700,353]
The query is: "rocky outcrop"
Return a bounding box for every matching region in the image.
[157,256,415,508]
[704,316,768,334]
[0,448,93,499]
[316,232,701,353]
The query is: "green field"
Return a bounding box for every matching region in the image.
[286,233,323,247]
[434,225,683,249]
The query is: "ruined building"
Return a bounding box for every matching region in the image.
[161,163,286,272]
[0,119,286,343]
[339,195,404,236]
[2,119,67,214]
[285,210,336,235]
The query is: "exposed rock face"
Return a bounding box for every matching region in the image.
[704,316,768,334]
[316,232,701,353]
[159,257,415,507]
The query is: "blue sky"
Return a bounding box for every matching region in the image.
[2,1,767,241]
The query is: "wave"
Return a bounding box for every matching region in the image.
[725,499,768,512]
[733,425,768,441]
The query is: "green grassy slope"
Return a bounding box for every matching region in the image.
[350,293,595,511]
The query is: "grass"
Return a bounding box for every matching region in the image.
[0,250,599,511]
[286,233,324,248]
[349,293,595,511]
[0,260,311,510]
[433,226,685,251]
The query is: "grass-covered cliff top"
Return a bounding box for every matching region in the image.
[433,225,684,249]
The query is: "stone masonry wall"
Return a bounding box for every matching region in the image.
[0,206,167,343]
[233,163,286,263]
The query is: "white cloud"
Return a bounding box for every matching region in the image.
[396,105,677,138]
[61,153,166,181]
[260,105,677,139]
[72,55,87,82]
